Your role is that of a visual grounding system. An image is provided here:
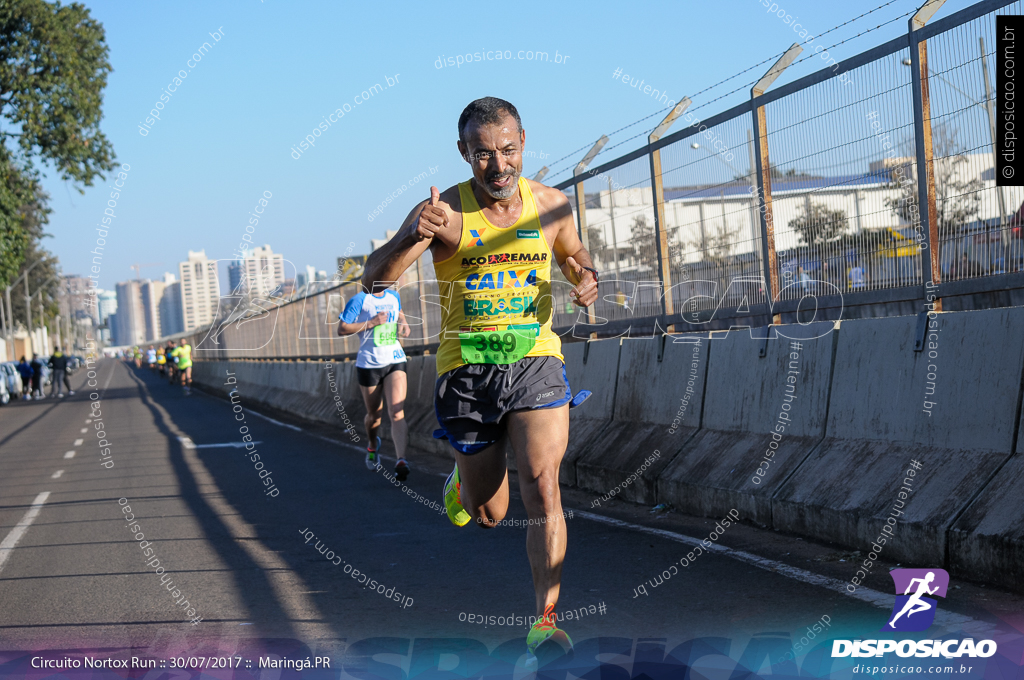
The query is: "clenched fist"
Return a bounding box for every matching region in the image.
[566,256,598,307]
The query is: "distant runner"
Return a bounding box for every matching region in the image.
[166,341,178,385]
[337,287,413,479]
[171,338,192,395]
[360,97,598,661]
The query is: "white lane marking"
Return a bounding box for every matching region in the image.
[244,409,302,432]
[573,510,995,635]
[51,470,63,479]
[63,451,76,459]
[73,439,83,446]
[85,419,92,424]
[80,428,87,433]
[0,492,51,575]
[176,437,262,449]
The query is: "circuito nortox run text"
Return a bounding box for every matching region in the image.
[290,74,399,159]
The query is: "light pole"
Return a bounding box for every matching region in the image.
[4,257,51,355]
[28,273,59,355]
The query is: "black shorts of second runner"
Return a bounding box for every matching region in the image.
[357,361,407,387]
[433,355,571,455]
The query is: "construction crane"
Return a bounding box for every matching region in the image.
[130,263,163,281]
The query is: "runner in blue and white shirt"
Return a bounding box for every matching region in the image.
[338,288,412,478]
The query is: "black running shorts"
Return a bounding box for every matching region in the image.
[433,355,571,455]
[357,361,407,387]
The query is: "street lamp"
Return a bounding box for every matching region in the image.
[27,273,59,355]
[4,257,54,354]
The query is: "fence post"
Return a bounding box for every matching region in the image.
[284,300,295,359]
[573,136,609,327]
[752,44,803,325]
[909,0,946,308]
[648,99,691,319]
[312,295,323,358]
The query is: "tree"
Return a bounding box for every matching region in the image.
[585,224,611,268]
[0,0,116,293]
[788,202,849,245]
[883,124,983,236]
[629,214,683,271]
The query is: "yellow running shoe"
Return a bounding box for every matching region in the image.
[527,603,573,659]
[443,465,471,527]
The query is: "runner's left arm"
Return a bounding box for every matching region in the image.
[398,310,411,338]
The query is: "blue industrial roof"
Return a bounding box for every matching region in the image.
[663,172,891,201]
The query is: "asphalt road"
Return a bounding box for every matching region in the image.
[0,358,1021,672]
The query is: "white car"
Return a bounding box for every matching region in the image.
[0,362,23,397]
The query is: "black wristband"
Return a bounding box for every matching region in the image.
[580,266,599,283]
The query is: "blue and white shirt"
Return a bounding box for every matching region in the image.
[341,290,407,369]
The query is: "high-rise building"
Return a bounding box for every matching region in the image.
[240,245,286,297]
[97,289,117,344]
[63,275,97,325]
[227,261,244,294]
[140,279,165,341]
[296,264,317,292]
[97,289,117,323]
[139,273,184,340]
[114,280,146,346]
[104,312,117,345]
[179,250,221,332]
[159,273,183,337]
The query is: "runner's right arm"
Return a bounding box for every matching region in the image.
[361,186,452,293]
[338,311,388,337]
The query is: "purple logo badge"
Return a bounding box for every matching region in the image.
[882,568,949,632]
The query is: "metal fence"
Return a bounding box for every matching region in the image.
[187,0,1023,360]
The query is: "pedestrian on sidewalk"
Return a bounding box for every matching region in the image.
[29,354,43,399]
[17,356,33,400]
[48,346,74,398]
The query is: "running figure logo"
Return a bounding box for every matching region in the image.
[882,568,949,632]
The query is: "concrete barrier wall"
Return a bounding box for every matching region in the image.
[775,308,1024,568]
[659,323,836,526]
[575,335,709,505]
[190,307,1024,593]
[551,339,621,486]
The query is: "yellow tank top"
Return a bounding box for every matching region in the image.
[433,177,562,375]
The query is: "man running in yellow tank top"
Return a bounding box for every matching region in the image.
[361,97,598,660]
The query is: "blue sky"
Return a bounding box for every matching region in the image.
[39,0,981,290]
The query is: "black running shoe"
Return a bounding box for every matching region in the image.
[395,458,410,482]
